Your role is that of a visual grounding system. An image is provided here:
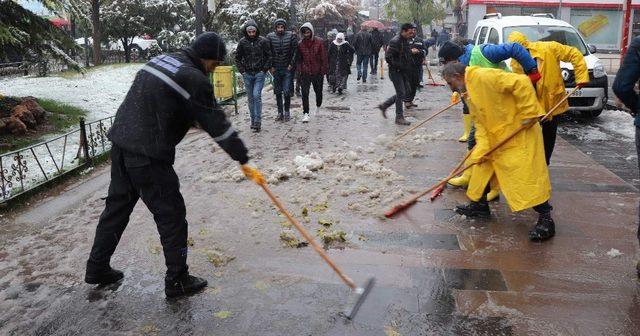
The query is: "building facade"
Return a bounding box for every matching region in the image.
[461,0,640,51]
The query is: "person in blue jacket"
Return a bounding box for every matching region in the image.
[438,39,540,200]
[612,35,640,279]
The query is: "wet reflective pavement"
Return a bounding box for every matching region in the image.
[1,71,639,335]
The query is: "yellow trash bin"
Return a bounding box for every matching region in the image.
[212,66,234,99]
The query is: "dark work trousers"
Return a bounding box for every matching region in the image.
[381,70,409,120]
[541,117,559,165]
[300,73,323,114]
[403,71,419,103]
[87,145,189,281]
[369,50,380,74]
[636,127,640,245]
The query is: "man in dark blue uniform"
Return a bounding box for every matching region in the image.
[85,32,250,298]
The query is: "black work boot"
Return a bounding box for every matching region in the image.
[165,273,208,298]
[529,213,556,241]
[395,118,411,126]
[378,104,388,119]
[85,261,124,285]
[275,114,284,122]
[636,260,640,279]
[455,200,490,218]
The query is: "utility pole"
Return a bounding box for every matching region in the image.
[195,0,203,36]
[621,0,632,60]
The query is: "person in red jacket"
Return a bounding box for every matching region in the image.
[295,22,328,123]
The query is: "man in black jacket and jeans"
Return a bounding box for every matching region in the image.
[235,20,272,132]
[267,18,297,122]
[84,32,250,298]
[612,35,640,279]
[377,23,416,125]
[352,26,373,83]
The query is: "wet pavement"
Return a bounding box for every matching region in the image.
[1,69,639,335]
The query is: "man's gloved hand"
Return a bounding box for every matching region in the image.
[451,91,461,104]
[528,69,541,84]
[217,132,249,164]
[241,164,266,184]
[576,82,588,89]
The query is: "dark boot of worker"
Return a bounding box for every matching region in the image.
[529,213,556,241]
[165,273,208,298]
[378,104,388,119]
[455,200,490,218]
[636,260,640,279]
[85,261,124,285]
[395,118,411,126]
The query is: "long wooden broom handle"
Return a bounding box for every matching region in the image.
[392,100,461,143]
[387,86,579,215]
[258,182,357,290]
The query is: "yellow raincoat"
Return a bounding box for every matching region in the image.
[464,66,551,211]
[508,31,589,119]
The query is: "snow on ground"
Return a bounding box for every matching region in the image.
[0,64,142,122]
[560,109,635,142]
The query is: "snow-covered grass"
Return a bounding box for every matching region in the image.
[0,63,142,122]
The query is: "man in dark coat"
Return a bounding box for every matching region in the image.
[612,35,640,279]
[85,32,250,298]
[328,32,355,94]
[377,23,416,125]
[267,18,297,122]
[369,27,384,75]
[235,19,271,132]
[352,26,373,83]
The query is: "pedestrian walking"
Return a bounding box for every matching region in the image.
[377,23,415,126]
[611,35,640,278]
[235,20,272,132]
[404,25,426,108]
[296,22,328,123]
[267,18,297,122]
[328,32,355,94]
[443,62,556,241]
[508,31,589,164]
[352,26,374,83]
[84,32,250,298]
[369,27,384,75]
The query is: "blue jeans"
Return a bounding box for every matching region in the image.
[273,68,293,117]
[243,72,266,126]
[356,54,370,81]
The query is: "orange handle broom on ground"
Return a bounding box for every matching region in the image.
[385,86,579,217]
[241,165,375,320]
[425,65,446,86]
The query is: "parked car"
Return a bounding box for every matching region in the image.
[472,13,608,118]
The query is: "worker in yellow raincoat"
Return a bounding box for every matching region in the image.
[507,31,589,164]
[442,63,555,241]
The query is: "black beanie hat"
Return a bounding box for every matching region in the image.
[191,32,227,61]
[438,41,463,63]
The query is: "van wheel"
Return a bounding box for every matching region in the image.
[580,109,602,118]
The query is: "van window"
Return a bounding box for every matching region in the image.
[473,27,481,42]
[477,26,489,44]
[487,28,500,44]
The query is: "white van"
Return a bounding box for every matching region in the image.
[472,13,608,117]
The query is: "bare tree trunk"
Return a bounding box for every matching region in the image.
[195,0,203,36]
[414,19,424,38]
[122,38,131,63]
[91,0,102,65]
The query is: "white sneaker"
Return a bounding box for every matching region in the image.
[302,113,310,123]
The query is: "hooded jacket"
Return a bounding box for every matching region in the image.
[508,31,589,118]
[235,20,272,74]
[266,19,298,70]
[108,48,248,164]
[296,22,328,75]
